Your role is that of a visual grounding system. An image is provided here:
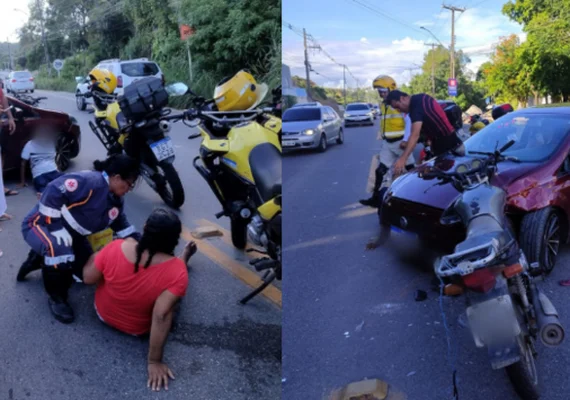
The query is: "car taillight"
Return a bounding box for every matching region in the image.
[117,75,123,88]
[30,77,34,81]
[462,268,496,293]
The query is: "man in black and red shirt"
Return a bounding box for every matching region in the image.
[386,90,463,175]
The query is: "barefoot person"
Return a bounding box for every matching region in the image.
[82,208,195,392]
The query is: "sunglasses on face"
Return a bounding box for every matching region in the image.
[377,88,388,94]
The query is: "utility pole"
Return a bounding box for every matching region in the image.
[7,38,12,70]
[303,28,312,101]
[342,64,347,106]
[425,42,437,96]
[443,4,465,80]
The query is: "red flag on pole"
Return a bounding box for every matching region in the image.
[180,25,195,41]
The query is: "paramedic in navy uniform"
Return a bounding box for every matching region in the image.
[18,154,142,323]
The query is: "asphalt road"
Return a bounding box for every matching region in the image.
[0,90,281,400]
[282,119,570,400]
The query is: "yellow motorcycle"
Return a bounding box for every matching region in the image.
[164,82,281,304]
[78,78,185,209]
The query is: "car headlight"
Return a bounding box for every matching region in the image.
[303,129,315,136]
[345,113,351,117]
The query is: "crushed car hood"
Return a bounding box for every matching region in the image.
[389,155,541,210]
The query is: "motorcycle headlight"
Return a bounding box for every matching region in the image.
[303,129,315,136]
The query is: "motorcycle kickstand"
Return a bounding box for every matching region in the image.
[239,270,276,305]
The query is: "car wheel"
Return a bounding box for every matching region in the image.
[519,207,563,274]
[30,89,34,93]
[56,134,74,171]
[336,128,344,144]
[76,91,87,111]
[317,134,327,153]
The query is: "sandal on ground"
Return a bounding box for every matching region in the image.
[4,189,19,196]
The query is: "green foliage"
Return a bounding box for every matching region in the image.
[15,0,280,107]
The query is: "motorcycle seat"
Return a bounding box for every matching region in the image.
[272,180,281,197]
[249,143,282,203]
[454,215,514,254]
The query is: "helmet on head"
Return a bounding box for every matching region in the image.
[372,75,397,91]
[213,70,268,111]
[88,68,117,95]
[469,121,486,134]
[491,103,514,121]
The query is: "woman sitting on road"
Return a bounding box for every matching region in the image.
[82,208,197,392]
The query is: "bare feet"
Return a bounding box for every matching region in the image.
[180,241,198,265]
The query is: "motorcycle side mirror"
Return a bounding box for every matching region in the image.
[165,82,189,96]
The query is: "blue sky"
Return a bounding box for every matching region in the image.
[283,0,524,88]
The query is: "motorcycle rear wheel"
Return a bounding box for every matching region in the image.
[505,335,539,400]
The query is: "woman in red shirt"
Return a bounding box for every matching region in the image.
[82,208,197,392]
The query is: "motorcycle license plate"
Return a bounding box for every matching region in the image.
[150,137,175,161]
[282,140,296,147]
[466,294,521,348]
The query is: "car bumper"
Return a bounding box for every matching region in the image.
[345,116,373,124]
[10,83,34,91]
[380,195,464,252]
[281,134,319,150]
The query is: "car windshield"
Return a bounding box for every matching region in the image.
[120,62,159,77]
[283,107,321,122]
[346,104,369,111]
[14,72,31,78]
[465,113,570,162]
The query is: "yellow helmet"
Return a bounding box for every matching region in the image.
[469,121,486,134]
[88,68,117,94]
[213,70,268,111]
[372,75,397,91]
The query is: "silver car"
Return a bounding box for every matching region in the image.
[344,102,374,126]
[6,71,35,93]
[282,106,344,152]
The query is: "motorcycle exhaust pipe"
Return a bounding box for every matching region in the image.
[532,287,565,347]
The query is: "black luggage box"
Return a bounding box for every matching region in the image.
[118,77,168,122]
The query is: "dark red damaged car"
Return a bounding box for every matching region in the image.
[1,95,81,173]
[381,104,570,273]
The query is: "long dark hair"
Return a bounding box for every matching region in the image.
[93,154,140,182]
[134,208,182,272]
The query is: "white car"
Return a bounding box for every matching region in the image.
[75,58,164,111]
[344,102,374,126]
[6,71,35,93]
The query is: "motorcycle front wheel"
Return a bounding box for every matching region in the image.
[505,334,539,400]
[230,215,248,249]
[141,162,185,209]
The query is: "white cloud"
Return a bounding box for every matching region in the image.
[414,20,435,27]
[282,7,524,88]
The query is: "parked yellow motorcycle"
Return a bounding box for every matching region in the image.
[163,81,281,304]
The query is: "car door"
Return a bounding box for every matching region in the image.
[321,108,334,139]
[328,107,341,133]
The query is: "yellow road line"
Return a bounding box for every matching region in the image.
[181,225,282,308]
[195,218,265,259]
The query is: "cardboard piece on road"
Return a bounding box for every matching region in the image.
[366,154,380,193]
[328,379,407,400]
[191,226,223,239]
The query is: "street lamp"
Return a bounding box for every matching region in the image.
[420,26,447,49]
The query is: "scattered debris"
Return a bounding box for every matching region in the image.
[414,290,428,302]
[426,322,431,326]
[282,378,287,383]
[434,321,440,325]
[355,321,365,332]
[344,331,350,338]
[408,323,413,327]
[190,226,223,239]
[407,371,416,377]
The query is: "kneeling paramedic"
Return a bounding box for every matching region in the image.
[359,75,414,208]
[18,154,142,323]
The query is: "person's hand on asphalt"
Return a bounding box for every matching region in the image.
[393,157,406,176]
[148,362,175,391]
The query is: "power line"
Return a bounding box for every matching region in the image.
[346,0,424,35]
